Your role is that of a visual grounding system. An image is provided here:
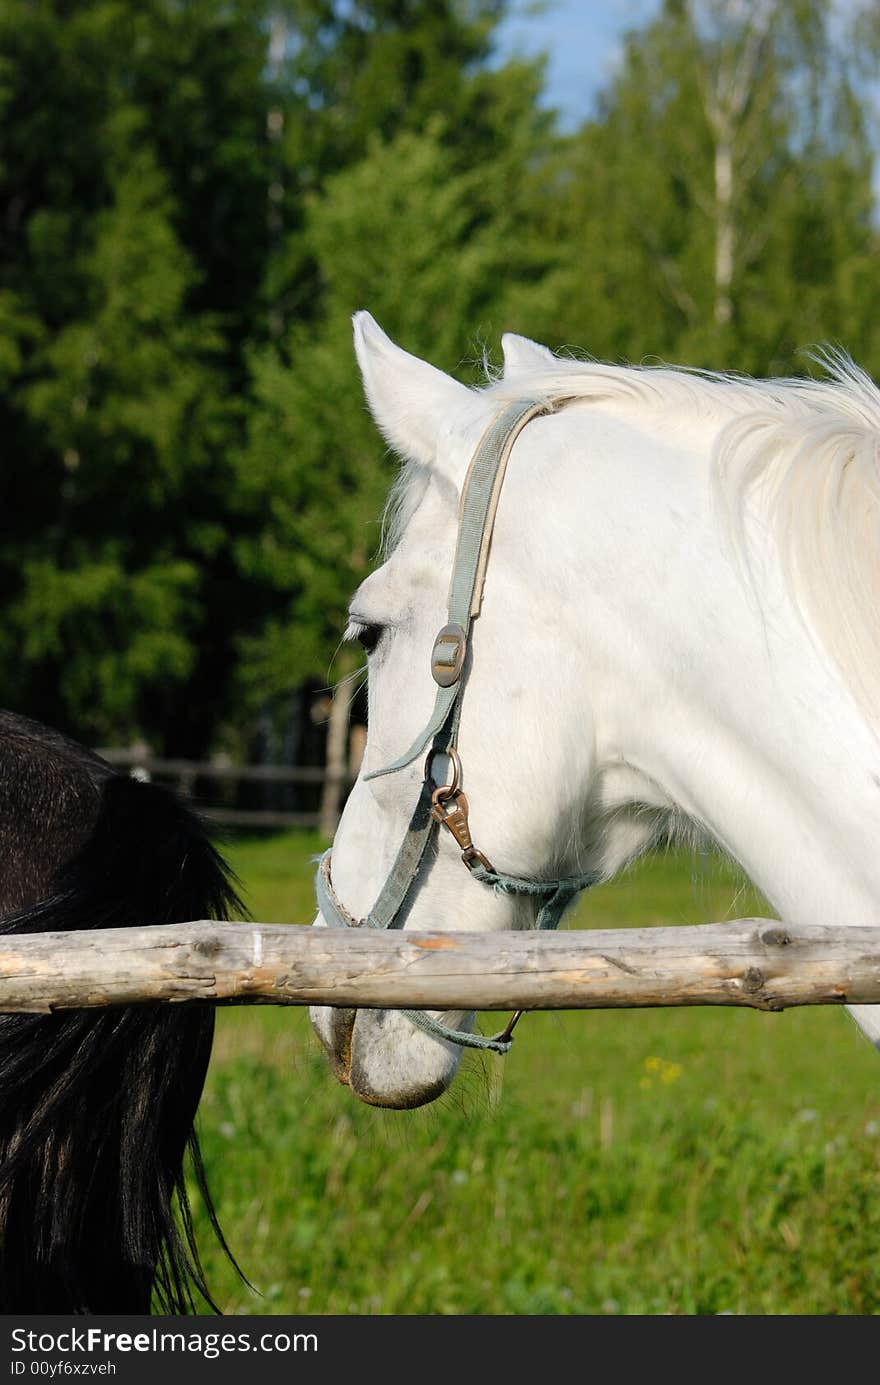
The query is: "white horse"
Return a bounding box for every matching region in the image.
[311,311,880,1109]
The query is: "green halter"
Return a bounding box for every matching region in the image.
[315,397,600,1054]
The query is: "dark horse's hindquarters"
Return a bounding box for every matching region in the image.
[0,710,244,1313]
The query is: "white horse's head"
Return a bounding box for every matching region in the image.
[309,315,609,1106]
[311,314,880,1107]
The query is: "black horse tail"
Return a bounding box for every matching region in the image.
[0,771,246,1314]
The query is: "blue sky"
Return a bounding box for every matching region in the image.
[496,0,663,128]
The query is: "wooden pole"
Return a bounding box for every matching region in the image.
[0,919,878,1015]
[319,673,356,838]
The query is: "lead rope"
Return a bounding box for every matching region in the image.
[314,396,600,1055]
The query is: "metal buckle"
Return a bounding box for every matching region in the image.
[431,623,467,687]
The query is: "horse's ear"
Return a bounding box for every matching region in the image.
[353,312,473,466]
[501,332,557,376]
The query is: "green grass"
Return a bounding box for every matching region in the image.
[191,831,880,1316]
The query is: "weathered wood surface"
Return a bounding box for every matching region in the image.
[0,920,878,1014]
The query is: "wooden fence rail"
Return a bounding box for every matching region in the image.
[96,751,357,831]
[0,919,878,1015]
[98,752,353,785]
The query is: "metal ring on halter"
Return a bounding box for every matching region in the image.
[424,745,462,801]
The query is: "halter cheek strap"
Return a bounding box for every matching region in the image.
[315,397,600,1055]
[361,397,552,781]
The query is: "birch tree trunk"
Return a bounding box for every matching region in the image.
[713,124,735,327]
[703,11,771,331]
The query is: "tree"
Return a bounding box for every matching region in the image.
[2,0,876,760]
[0,0,549,753]
[238,126,491,701]
[0,2,280,750]
[264,0,549,336]
[235,6,552,717]
[517,0,880,376]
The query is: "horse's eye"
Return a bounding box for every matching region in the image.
[356,623,383,654]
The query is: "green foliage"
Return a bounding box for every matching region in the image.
[0,133,226,739]
[512,0,880,375]
[0,0,877,747]
[4,555,198,741]
[0,0,550,746]
[0,1,257,746]
[236,95,552,702]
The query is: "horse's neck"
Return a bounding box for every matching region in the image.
[556,407,880,925]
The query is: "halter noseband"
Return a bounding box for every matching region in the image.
[315,397,600,1054]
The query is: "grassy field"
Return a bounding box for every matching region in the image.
[190,830,880,1316]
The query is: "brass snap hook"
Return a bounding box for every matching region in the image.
[425,746,497,873]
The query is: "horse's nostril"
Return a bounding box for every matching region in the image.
[310,1006,356,1085]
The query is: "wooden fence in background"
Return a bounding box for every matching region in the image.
[97,749,356,832]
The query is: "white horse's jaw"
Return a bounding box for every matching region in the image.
[309,1000,463,1108]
